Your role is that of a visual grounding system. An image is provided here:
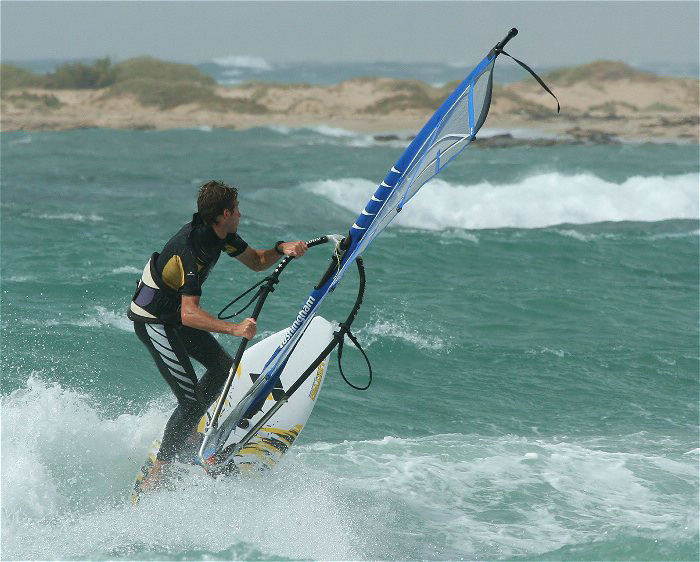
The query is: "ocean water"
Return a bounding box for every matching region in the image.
[1,125,698,561]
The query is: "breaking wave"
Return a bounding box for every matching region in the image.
[306,173,699,230]
[211,55,273,72]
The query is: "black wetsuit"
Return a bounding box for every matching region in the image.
[128,213,248,462]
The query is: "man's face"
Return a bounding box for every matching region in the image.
[220,199,241,233]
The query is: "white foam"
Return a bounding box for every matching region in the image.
[307,125,358,138]
[554,229,618,242]
[2,373,695,560]
[35,213,104,223]
[20,307,132,330]
[264,124,376,147]
[4,274,37,282]
[526,347,569,358]
[110,266,141,275]
[267,124,292,135]
[358,318,449,351]
[479,127,562,140]
[0,376,361,560]
[306,173,699,230]
[645,229,700,241]
[212,55,273,71]
[34,306,131,331]
[555,228,699,242]
[9,135,32,145]
[1,376,167,524]
[295,433,698,558]
[76,306,132,331]
[437,229,480,244]
[304,126,376,147]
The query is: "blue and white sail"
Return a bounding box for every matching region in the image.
[200,29,521,461]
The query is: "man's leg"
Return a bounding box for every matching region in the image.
[178,325,234,408]
[133,322,206,464]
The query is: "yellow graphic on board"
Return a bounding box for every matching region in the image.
[239,445,272,461]
[262,424,303,446]
[251,440,283,456]
[309,360,326,401]
[234,424,304,468]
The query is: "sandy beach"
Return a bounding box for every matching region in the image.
[2,61,698,143]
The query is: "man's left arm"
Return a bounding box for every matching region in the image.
[236,241,308,272]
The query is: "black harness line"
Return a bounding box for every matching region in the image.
[205,240,371,471]
[337,328,373,391]
[207,235,332,434]
[217,276,272,320]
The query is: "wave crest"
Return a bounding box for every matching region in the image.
[211,55,273,71]
[306,173,699,230]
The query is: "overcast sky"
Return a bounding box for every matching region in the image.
[2,1,698,66]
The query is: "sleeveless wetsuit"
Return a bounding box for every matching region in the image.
[129,213,248,462]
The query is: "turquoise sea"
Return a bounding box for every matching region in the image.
[1,123,698,560]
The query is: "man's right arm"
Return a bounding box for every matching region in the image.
[181,295,256,339]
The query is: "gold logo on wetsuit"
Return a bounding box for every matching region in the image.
[162,255,185,289]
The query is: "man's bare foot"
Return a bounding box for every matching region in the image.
[140,458,167,493]
[178,430,204,462]
[186,430,203,446]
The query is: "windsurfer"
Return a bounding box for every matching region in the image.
[128,180,307,492]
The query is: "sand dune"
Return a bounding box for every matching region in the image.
[2,61,697,142]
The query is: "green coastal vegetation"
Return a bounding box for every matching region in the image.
[1,64,47,91]
[0,56,256,110]
[2,57,118,91]
[364,79,449,114]
[542,60,659,85]
[1,56,695,117]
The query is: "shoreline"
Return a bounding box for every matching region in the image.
[2,66,698,143]
[2,115,695,148]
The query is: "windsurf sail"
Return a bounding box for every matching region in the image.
[200,28,558,463]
